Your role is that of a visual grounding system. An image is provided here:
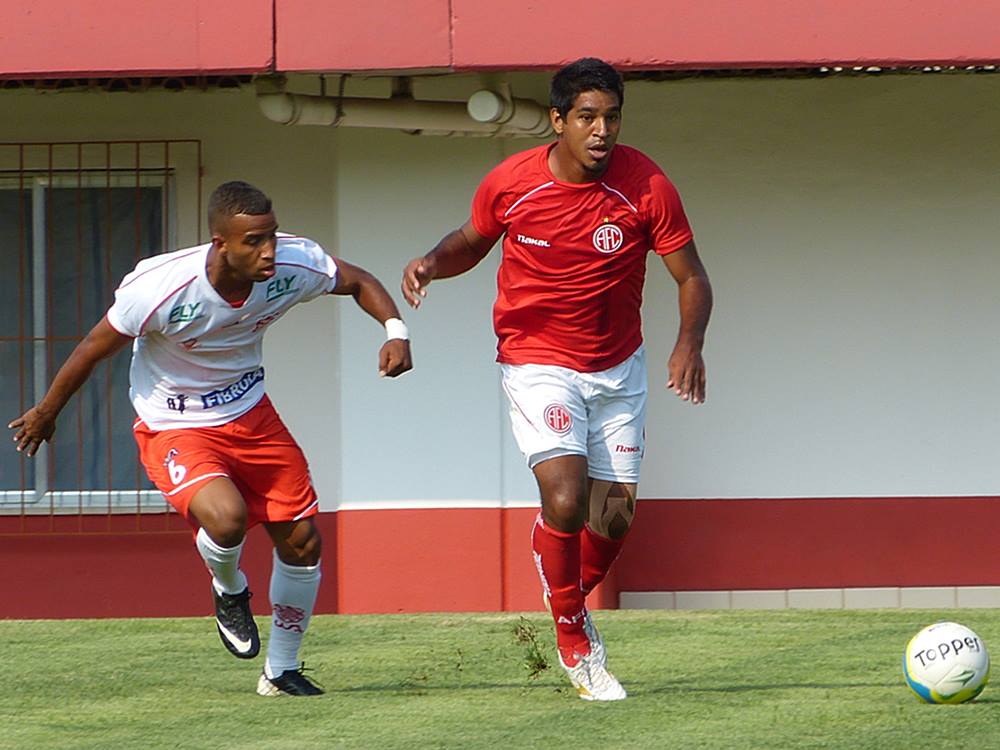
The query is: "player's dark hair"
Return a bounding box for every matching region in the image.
[208,181,272,233]
[550,57,624,118]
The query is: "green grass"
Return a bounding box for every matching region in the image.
[3,609,999,749]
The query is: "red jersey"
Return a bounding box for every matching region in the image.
[471,142,693,372]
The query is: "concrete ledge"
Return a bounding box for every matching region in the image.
[621,586,1000,610]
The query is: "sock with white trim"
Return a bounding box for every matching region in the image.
[195,527,249,596]
[265,551,321,679]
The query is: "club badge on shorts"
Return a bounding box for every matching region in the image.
[544,403,573,434]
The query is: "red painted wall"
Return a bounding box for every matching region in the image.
[2,497,998,619]
[3,1,1000,77]
[618,497,1000,591]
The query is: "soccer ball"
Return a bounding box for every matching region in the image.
[903,621,990,704]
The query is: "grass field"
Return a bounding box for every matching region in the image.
[4,609,1000,749]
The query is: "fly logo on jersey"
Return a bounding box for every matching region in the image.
[592,222,624,254]
[544,403,573,435]
[200,367,265,408]
[266,275,298,302]
[168,302,204,324]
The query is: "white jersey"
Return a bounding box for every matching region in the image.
[106,234,338,430]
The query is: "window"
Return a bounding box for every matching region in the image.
[0,141,201,515]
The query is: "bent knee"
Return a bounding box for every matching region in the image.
[589,481,636,540]
[197,508,247,547]
[277,527,322,567]
[542,492,587,533]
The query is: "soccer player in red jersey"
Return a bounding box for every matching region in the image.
[402,58,712,700]
[10,181,412,696]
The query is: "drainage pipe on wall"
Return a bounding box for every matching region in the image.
[255,78,552,138]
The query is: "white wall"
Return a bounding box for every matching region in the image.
[630,74,1000,497]
[3,71,998,508]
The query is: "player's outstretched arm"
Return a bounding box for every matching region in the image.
[332,258,413,378]
[401,220,497,309]
[662,240,713,404]
[8,316,133,456]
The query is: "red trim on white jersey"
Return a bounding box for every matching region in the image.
[275,261,336,277]
[105,313,131,338]
[139,276,197,335]
[118,248,203,290]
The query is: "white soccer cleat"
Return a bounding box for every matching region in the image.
[559,650,627,702]
[544,592,608,669]
[582,609,608,669]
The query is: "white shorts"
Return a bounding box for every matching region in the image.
[500,346,647,483]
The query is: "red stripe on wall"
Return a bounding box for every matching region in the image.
[618,497,1000,591]
[2,497,997,619]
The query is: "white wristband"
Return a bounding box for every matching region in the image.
[384,318,409,341]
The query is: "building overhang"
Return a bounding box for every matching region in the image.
[2,1,998,79]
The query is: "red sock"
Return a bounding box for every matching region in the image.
[531,514,590,664]
[581,523,626,596]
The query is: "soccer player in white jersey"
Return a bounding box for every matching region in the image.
[9,181,412,696]
[402,58,712,701]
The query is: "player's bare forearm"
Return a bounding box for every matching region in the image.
[662,243,712,404]
[424,226,493,280]
[402,220,496,308]
[8,317,132,455]
[333,260,403,325]
[676,273,713,349]
[332,259,414,377]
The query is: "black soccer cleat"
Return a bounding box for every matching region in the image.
[256,664,325,697]
[213,587,261,659]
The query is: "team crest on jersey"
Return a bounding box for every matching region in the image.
[592,222,623,254]
[544,403,573,435]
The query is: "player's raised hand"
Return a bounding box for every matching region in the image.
[8,406,57,457]
[378,339,413,378]
[667,342,706,404]
[401,256,437,309]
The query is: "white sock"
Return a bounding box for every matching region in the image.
[195,527,248,596]
[265,551,321,679]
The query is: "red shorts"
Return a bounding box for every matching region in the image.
[134,395,319,529]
